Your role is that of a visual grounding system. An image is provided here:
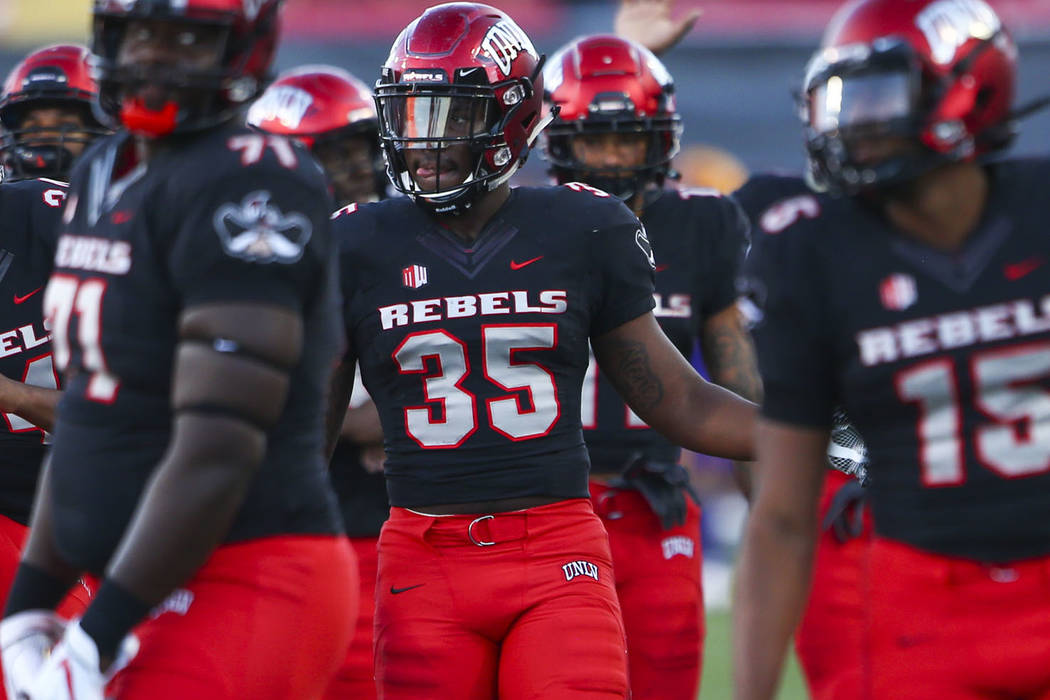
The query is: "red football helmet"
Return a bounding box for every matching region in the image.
[800,0,1016,193]
[248,65,386,204]
[542,34,681,199]
[0,44,107,181]
[374,3,552,214]
[92,0,283,138]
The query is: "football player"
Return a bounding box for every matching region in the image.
[541,34,758,700]
[249,65,387,206]
[0,45,109,441]
[0,46,107,698]
[734,173,873,700]
[0,44,108,183]
[332,4,756,697]
[250,65,388,700]
[734,1,1050,698]
[0,2,356,699]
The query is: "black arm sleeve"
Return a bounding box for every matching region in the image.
[700,195,750,318]
[589,203,657,336]
[751,228,836,428]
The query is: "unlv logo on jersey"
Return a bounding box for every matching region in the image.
[916,0,1000,65]
[213,191,312,264]
[479,20,536,76]
[880,273,918,311]
[402,265,428,289]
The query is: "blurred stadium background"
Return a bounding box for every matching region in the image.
[5,1,1049,696]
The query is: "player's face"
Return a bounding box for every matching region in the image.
[393,95,492,193]
[19,106,90,158]
[117,19,228,110]
[570,132,648,175]
[313,135,379,205]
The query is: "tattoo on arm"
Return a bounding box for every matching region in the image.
[608,338,665,411]
[703,309,763,402]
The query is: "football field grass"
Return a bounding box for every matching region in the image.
[699,610,808,699]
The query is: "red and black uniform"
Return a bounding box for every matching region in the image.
[584,186,747,699]
[736,172,873,700]
[0,181,90,699]
[46,124,355,698]
[336,183,655,698]
[752,158,1050,699]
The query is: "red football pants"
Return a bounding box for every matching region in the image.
[590,481,703,700]
[794,470,872,700]
[0,515,92,700]
[110,535,357,700]
[324,535,379,699]
[374,499,628,700]
[866,538,1050,700]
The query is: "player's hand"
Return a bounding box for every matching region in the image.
[614,0,702,55]
[27,621,139,700]
[613,457,700,530]
[1,610,65,700]
[821,479,867,543]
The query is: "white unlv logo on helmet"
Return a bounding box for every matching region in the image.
[915,0,1000,65]
[479,20,535,76]
[247,85,313,129]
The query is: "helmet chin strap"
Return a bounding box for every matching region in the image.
[119,98,178,138]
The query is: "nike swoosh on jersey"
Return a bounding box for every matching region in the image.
[1003,257,1045,281]
[13,287,42,305]
[510,256,543,270]
[390,584,425,595]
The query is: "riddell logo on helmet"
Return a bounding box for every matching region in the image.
[916,0,1000,65]
[480,20,535,76]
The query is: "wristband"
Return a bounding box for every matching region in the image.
[78,579,151,660]
[3,563,70,617]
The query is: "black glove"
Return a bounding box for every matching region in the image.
[821,478,867,543]
[609,456,701,530]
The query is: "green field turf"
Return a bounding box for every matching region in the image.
[699,610,808,699]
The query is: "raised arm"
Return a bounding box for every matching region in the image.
[592,311,756,461]
[614,0,702,55]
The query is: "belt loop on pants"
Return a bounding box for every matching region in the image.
[468,515,496,547]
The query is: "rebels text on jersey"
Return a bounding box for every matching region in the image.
[583,187,749,470]
[335,184,656,507]
[752,159,1050,561]
[0,178,67,523]
[45,125,343,573]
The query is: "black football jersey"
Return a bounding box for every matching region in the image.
[733,173,816,316]
[582,187,749,471]
[0,178,67,523]
[335,183,656,507]
[46,125,343,573]
[751,159,1050,562]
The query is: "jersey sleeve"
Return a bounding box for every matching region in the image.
[699,195,750,318]
[751,227,836,428]
[589,200,657,336]
[166,166,333,311]
[26,178,67,279]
